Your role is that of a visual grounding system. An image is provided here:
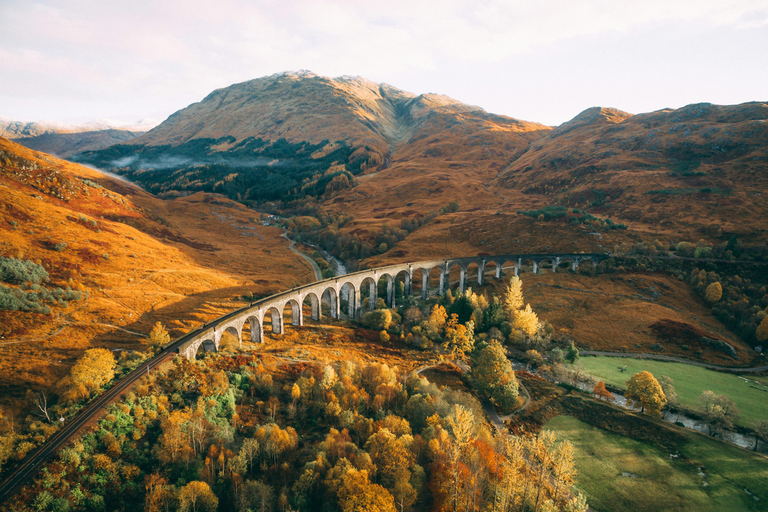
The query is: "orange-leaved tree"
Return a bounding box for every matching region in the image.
[593,381,615,402]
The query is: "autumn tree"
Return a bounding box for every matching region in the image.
[593,381,614,402]
[144,473,176,512]
[513,304,539,337]
[753,419,768,452]
[362,309,393,331]
[471,341,519,409]
[178,481,218,512]
[700,390,739,437]
[625,371,666,417]
[337,468,396,512]
[146,322,170,348]
[427,305,447,336]
[442,314,474,359]
[757,315,768,342]
[238,479,273,512]
[502,276,524,321]
[66,348,116,401]
[704,282,723,303]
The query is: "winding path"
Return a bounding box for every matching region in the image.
[281,229,322,281]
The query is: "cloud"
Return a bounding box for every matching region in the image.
[0,0,766,124]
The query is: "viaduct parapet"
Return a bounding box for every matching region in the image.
[177,253,607,360]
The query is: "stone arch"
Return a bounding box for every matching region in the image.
[220,325,240,350]
[445,262,464,293]
[266,306,283,335]
[360,276,377,311]
[196,339,217,359]
[466,261,482,288]
[303,292,321,322]
[410,267,429,300]
[377,273,395,307]
[483,260,501,281]
[394,269,411,306]
[519,257,537,274]
[241,315,263,344]
[321,286,339,319]
[283,298,302,327]
[339,281,357,318]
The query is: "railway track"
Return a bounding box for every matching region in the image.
[0,326,202,505]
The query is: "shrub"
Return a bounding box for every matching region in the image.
[0,257,49,284]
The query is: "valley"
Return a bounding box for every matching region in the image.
[0,71,766,512]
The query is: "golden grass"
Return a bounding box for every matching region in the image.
[0,138,316,416]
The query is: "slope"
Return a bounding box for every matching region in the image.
[0,138,314,417]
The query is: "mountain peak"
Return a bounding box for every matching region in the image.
[553,106,632,136]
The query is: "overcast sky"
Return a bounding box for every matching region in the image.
[1,0,766,127]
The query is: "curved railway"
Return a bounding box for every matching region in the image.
[0,329,194,505]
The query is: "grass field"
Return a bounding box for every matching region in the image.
[579,356,768,427]
[545,415,768,512]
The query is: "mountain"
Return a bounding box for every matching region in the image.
[1,116,149,156]
[74,71,549,203]
[73,72,768,261]
[11,129,145,157]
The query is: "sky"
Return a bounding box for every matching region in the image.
[1,0,767,127]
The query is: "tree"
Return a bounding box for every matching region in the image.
[337,469,396,512]
[700,390,739,437]
[69,348,115,395]
[449,293,474,324]
[427,305,447,336]
[502,276,524,321]
[513,304,539,337]
[592,381,614,402]
[146,322,170,348]
[471,341,519,409]
[144,473,176,512]
[753,419,768,452]
[238,480,273,512]
[658,375,678,408]
[178,481,218,512]
[704,282,722,303]
[757,315,768,342]
[625,371,666,417]
[442,315,474,359]
[362,309,392,331]
[564,342,579,365]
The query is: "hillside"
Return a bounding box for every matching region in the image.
[71,73,767,264]
[0,138,314,416]
[74,71,550,205]
[498,102,768,243]
[11,129,144,157]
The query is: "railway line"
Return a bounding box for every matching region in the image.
[0,327,197,505]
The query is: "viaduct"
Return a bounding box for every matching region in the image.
[177,253,608,360]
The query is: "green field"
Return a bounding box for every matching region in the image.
[545,415,768,512]
[579,356,768,427]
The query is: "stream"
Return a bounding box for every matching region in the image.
[512,361,758,450]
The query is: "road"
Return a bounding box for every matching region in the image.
[581,351,768,373]
[281,229,322,281]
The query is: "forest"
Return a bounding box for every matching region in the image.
[73,137,367,203]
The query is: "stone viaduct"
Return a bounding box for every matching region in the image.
[177,253,608,360]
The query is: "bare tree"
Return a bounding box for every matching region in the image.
[33,392,52,423]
